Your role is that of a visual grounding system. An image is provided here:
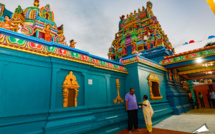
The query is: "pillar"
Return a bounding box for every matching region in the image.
[187,80,196,102]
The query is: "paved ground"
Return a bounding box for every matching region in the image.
[116,108,215,134]
[154,108,215,134]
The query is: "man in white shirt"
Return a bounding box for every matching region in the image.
[210,90,215,108]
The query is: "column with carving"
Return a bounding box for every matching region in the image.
[62,88,69,107]
[187,80,196,102]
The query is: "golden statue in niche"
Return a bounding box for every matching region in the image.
[148,73,162,100]
[62,71,80,107]
[113,78,124,104]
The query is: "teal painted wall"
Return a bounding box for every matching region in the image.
[0,47,130,134]
[0,45,191,133]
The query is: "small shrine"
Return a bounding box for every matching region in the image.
[0,0,67,45]
[108,1,173,60]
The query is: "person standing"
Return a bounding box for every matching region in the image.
[207,90,212,108]
[139,95,154,133]
[125,88,140,134]
[198,92,205,108]
[210,90,215,108]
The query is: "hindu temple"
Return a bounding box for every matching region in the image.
[1,0,214,134]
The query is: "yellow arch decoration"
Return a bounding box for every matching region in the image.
[62,71,80,107]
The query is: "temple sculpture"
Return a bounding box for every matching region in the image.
[0,0,67,45]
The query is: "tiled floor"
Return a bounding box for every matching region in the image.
[153,108,215,134]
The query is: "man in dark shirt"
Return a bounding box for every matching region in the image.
[125,88,141,134]
[207,90,212,108]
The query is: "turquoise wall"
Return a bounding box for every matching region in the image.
[0,47,130,134]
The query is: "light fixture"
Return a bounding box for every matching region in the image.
[206,71,213,74]
[202,62,213,67]
[196,58,203,63]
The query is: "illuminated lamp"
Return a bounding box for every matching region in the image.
[196,58,203,63]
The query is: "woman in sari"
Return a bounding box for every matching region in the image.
[139,95,154,133]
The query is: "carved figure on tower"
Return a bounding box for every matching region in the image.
[70,39,77,48]
[146,1,154,18]
[44,24,52,42]
[122,43,127,56]
[0,16,14,31]
[34,0,39,8]
[132,39,137,54]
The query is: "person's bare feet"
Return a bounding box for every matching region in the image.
[128,130,132,134]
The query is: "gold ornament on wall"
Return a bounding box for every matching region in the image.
[62,71,80,107]
[113,79,124,104]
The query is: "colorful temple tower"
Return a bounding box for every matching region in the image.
[108,1,174,62]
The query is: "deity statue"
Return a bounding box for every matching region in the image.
[44,24,52,42]
[138,8,141,13]
[114,40,119,49]
[115,33,118,39]
[167,43,172,50]
[34,0,40,8]
[155,39,158,47]
[122,43,127,56]
[131,39,137,54]
[147,42,151,50]
[142,6,145,11]
[173,69,179,82]
[168,70,173,81]
[129,12,134,21]
[119,15,125,31]
[146,1,154,18]
[172,48,175,54]
[125,33,132,55]
[108,49,111,59]
[144,43,148,50]
[0,16,14,31]
[115,48,118,59]
[69,39,77,48]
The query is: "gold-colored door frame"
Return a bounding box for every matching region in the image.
[62,71,80,107]
[148,73,162,100]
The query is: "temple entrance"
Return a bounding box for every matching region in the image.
[152,82,160,97]
[148,73,162,100]
[68,89,76,107]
